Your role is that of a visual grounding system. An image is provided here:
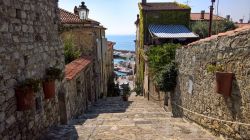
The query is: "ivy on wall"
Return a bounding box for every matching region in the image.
[146,11,190,28]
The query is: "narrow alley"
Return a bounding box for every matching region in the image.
[41,93,218,140]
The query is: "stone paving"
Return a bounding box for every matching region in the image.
[40,93,219,140]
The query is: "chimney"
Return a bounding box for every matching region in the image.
[239,19,243,23]
[74,6,78,15]
[201,10,205,19]
[226,15,230,21]
[142,0,146,4]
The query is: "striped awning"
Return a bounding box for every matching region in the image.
[148,24,199,39]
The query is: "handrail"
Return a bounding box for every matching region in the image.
[173,102,250,126]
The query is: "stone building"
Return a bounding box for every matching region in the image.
[59,2,111,99]
[0,0,65,139]
[135,0,198,102]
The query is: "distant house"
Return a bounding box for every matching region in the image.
[190,11,225,23]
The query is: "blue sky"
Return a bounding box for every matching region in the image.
[59,0,250,35]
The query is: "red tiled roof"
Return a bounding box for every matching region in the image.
[59,8,83,24]
[59,8,99,24]
[190,13,225,21]
[65,57,93,80]
[139,2,190,11]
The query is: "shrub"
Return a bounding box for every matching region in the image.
[146,43,179,72]
[153,62,178,91]
[64,34,80,64]
[121,84,130,96]
[146,43,180,92]
[134,81,143,96]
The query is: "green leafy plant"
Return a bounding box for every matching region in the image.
[191,20,236,38]
[146,43,180,92]
[146,43,180,72]
[153,62,178,92]
[134,81,143,96]
[206,64,224,73]
[16,78,41,92]
[121,84,131,96]
[64,34,80,64]
[45,67,62,81]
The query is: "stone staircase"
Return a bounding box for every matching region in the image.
[40,93,219,140]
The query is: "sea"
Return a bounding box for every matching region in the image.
[107,35,135,51]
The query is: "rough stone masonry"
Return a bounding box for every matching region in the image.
[0,0,65,139]
[173,26,250,139]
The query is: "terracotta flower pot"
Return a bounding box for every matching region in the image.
[15,87,35,111]
[43,80,56,99]
[216,72,234,97]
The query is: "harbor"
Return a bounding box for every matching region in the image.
[113,49,135,90]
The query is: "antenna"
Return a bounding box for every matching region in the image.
[249,13,250,23]
[183,0,190,5]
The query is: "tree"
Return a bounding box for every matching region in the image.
[191,20,236,38]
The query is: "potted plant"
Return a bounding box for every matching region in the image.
[121,84,130,101]
[207,64,234,97]
[43,67,62,99]
[15,79,40,111]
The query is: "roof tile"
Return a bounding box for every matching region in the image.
[65,57,93,80]
[59,8,99,24]
[190,13,225,21]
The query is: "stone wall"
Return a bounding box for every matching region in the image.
[173,26,250,139]
[64,58,95,123]
[0,0,64,139]
[143,59,171,110]
[144,75,171,110]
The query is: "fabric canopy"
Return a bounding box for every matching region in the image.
[148,24,199,39]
